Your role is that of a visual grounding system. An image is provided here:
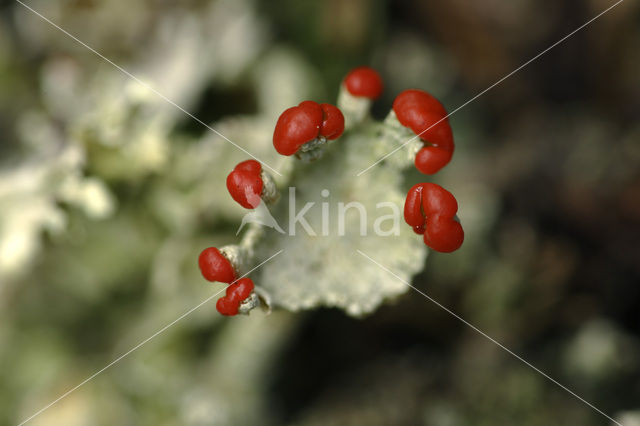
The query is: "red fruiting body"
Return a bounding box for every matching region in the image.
[273,101,322,156]
[273,101,323,156]
[198,247,236,283]
[273,101,345,156]
[404,183,464,253]
[216,277,255,316]
[414,145,453,175]
[392,89,454,175]
[226,160,264,209]
[319,103,345,139]
[344,66,384,99]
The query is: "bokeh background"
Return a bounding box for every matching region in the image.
[1,0,639,425]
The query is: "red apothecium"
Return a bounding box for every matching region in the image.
[226,159,264,209]
[393,89,454,175]
[344,66,383,99]
[216,277,255,316]
[404,183,464,253]
[273,101,344,156]
[198,247,236,283]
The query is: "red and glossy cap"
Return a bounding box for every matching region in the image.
[198,247,236,283]
[273,101,344,156]
[226,160,264,209]
[404,183,463,253]
[216,277,255,316]
[393,89,454,175]
[344,66,384,99]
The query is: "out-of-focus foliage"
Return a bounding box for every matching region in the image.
[0,0,639,425]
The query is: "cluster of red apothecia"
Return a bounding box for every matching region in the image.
[199,66,463,316]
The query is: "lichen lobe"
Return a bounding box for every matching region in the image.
[253,129,427,316]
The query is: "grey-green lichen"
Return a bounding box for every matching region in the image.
[217,87,430,317]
